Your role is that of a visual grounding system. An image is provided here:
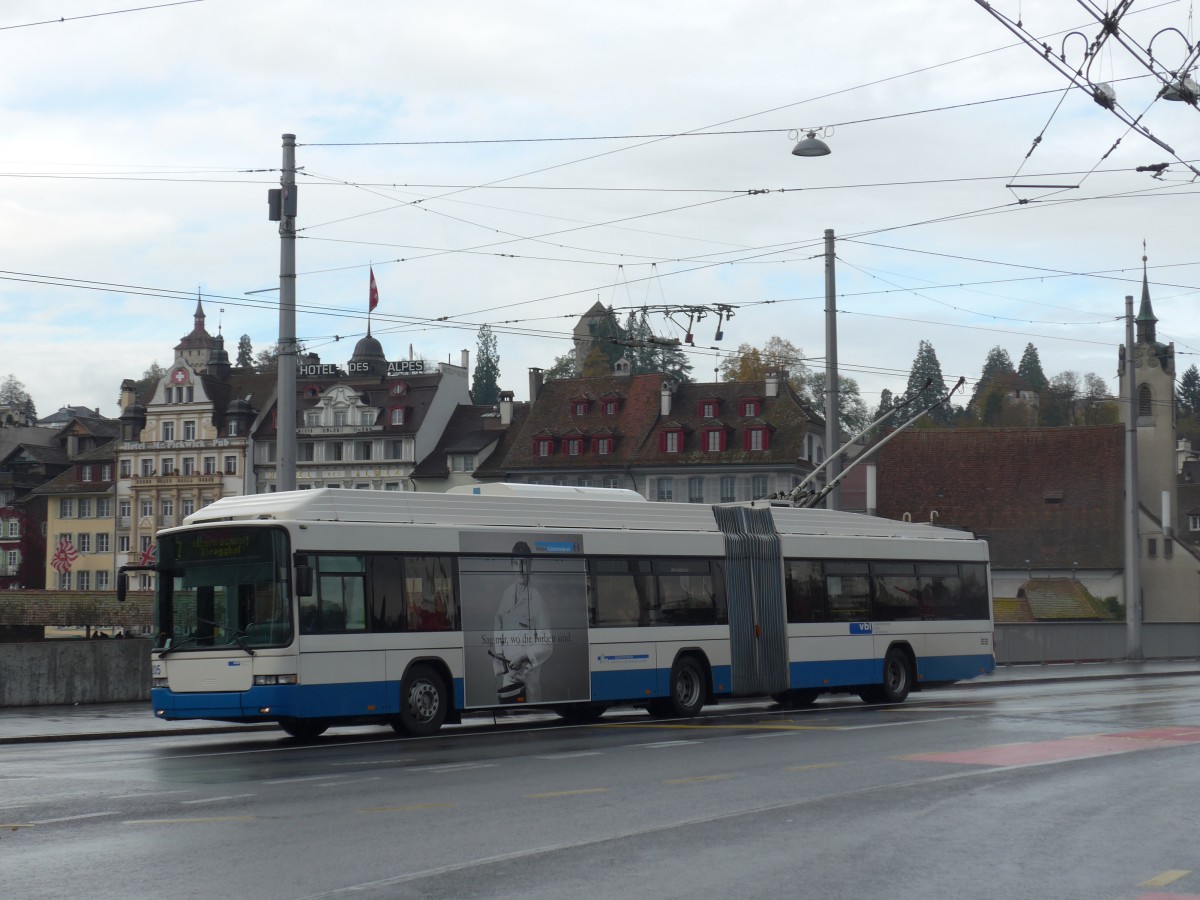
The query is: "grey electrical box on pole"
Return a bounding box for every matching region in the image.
[274,134,298,492]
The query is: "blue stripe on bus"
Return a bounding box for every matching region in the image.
[917,653,995,682]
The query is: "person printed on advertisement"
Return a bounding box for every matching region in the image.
[490,540,553,702]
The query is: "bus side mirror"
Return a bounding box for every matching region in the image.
[294,555,313,597]
[116,571,128,603]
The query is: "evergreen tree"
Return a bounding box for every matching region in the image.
[621,310,658,374]
[236,334,254,368]
[1178,364,1200,418]
[1017,343,1048,392]
[969,345,1016,413]
[873,388,895,422]
[471,325,501,405]
[904,340,951,425]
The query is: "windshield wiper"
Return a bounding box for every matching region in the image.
[230,632,256,656]
[158,635,201,658]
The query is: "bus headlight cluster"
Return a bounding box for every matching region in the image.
[152,677,168,689]
[254,674,298,685]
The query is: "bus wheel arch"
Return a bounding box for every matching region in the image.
[860,643,915,704]
[650,650,709,718]
[394,660,451,737]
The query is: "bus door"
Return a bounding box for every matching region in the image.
[715,506,788,696]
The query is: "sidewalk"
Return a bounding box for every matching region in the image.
[1,659,1197,745]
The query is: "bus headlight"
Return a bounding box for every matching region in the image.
[254,674,298,685]
[152,677,168,689]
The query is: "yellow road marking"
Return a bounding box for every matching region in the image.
[1140,870,1190,888]
[526,788,609,799]
[785,763,842,772]
[360,803,455,813]
[665,774,731,784]
[124,816,254,825]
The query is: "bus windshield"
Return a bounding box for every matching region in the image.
[155,526,293,652]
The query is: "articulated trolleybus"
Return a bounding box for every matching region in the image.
[134,484,994,739]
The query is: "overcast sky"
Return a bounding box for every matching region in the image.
[3,0,1199,419]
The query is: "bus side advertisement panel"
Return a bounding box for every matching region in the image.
[458,532,591,708]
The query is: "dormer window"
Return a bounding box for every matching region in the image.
[534,437,555,457]
[699,400,718,418]
[744,426,769,451]
[593,436,614,456]
[741,399,761,417]
[390,407,406,426]
[304,385,321,399]
[702,428,726,452]
[391,382,408,396]
[660,428,683,453]
[604,400,619,416]
[565,437,584,456]
[570,397,589,416]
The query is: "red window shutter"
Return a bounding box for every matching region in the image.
[659,431,667,452]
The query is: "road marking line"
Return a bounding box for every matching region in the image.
[32,811,118,824]
[263,775,331,785]
[785,763,842,772]
[360,803,455,813]
[527,788,609,799]
[536,751,603,759]
[665,774,731,784]
[603,722,846,732]
[332,759,414,767]
[1140,870,1191,888]
[318,777,382,787]
[636,740,701,748]
[124,816,254,824]
[409,763,496,772]
[181,795,256,805]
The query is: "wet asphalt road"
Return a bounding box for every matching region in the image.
[3,672,1200,900]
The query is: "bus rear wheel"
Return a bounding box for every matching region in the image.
[859,648,912,704]
[279,719,329,740]
[650,657,706,718]
[396,664,448,737]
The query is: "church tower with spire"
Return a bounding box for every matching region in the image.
[1118,252,1176,508]
[174,297,220,372]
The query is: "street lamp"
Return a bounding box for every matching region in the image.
[790,127,832,157]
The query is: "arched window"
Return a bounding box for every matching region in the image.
[1138,383,1152,417]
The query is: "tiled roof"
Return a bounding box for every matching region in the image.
[874,426,1124,569]
[1017,577,1115,620]
[482,373,820,475]
[992,597,1035,623]
[411,405,501,479]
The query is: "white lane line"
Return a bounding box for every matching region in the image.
[181,794,256,805]
[32,811,118,824]
[536,751,603,760]
[263,775,334,785]
[745,731,795,739]
[110,790,193,799]
[331,759,414,767]
[635,740,702,749]
[318,777,383,787]
[408,763,496,773]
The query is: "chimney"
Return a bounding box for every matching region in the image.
[461,349,470,371]
[529,367,544,401]
[660,379,675,416]
[499,390,515,426]
[765,370,780,399]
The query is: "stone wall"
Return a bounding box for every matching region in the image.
[0,639,150,706]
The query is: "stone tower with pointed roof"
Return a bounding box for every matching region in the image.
[174,298,220,372]
[1119,254,1176,507]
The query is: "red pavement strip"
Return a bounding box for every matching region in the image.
[904,727,1200,767]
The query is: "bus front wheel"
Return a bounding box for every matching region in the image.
[396,664,448,737]
[859,648,912,704]
[650,657,706,718]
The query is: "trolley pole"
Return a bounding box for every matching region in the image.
[275,134,298,492]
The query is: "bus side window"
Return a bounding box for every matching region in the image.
[785,560,825,623]
[314,555,366,632]
[405,556,457,632]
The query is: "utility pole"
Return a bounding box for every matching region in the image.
[1123,294,1143,659]
[270,134,298,492]
[824,228,840,510]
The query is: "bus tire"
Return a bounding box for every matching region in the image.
[279,719,329,740]
[557,703,608,724]
[651,656,706,718]
[397,664,448,737]
[859,647,912,704]
[773,688,820,709]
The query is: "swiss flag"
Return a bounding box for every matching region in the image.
[369,267,379,312]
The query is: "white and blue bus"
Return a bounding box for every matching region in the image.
[131,484,994,739]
